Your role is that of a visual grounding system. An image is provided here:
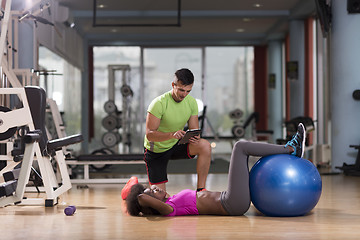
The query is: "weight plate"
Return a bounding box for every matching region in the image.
[120,85,133,97]
[231,125,245,138]
[89,148,115,171]
[229,109,243,119]
[102,132,117,148]
[104,100,117,114]
[102,115,117,131]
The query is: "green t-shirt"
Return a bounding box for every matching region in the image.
[144,91,198,153]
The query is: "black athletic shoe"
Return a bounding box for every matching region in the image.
[285,123,306,158]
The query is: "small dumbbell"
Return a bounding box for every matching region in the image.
[64,205,76,216]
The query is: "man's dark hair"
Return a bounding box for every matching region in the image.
[125,183,160,216]
[174,68,194,85]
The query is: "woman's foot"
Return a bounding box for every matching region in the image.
[285,123,306,158]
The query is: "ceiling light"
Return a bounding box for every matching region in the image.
[243,18,252,22]
[98,4,106,8]
[253,3,262,8]
[236,28,245,32]
[111,29,118,33]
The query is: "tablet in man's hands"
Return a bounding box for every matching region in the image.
[178,129,201,144]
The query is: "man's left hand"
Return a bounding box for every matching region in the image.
[188,135,200,145]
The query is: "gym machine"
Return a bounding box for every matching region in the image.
[336,89,360,175]
[60,65,147,184]
[0,87,83,206]
[230,110,273,140]
[102,64,133,153]
[0,0,85,205]
[203,108,273,148]
[336,145,360,176]
[45,87,146,184]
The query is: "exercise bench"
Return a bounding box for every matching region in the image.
[66,153,147,184]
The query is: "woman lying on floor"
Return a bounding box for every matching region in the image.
[126,123,306,217]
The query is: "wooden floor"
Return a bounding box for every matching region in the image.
[1,173,360,240]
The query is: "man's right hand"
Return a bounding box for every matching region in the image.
[172,130,186,139]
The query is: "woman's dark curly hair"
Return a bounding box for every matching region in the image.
[125,183,160,216]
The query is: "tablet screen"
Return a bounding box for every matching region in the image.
[178,129,201,144]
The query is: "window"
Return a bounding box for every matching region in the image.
[204,47,254,138]
[39,47,81,149]
[93,47,141,153]
[92,46,254,154]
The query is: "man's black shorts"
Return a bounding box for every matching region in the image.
[144,143,195,184]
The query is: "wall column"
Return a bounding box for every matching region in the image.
[330,0,360,171]
[288,20,305,119]
[267,40,284,142]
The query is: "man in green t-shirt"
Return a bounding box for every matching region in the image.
[144,68,211,193]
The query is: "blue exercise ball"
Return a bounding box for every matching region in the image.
[249,154,322,217]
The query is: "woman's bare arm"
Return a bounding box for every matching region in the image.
[138,194,173,215]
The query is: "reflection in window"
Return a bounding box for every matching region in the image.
[38,46,81,152]
[204,47,254,138]
[93,47,141,153]
[143,48,202,108]
[92,46,254,155]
